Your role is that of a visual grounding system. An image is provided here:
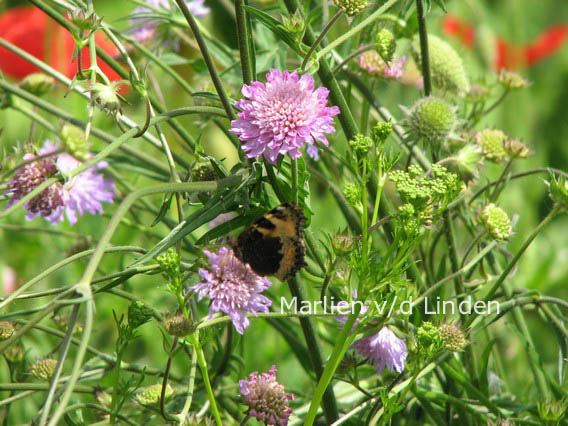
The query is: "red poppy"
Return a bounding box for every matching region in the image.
[0,6,122,81]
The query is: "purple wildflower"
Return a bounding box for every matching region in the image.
[359,50,407,80]
[190,247,272,334]
[239,365,294,426]
[351,327,407,375]
[3,141,114,225]
[129,0,209,44]
[229,69,340,163]
[208,212,237,229]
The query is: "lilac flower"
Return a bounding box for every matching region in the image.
[208,212,237,229]
[358,50,407,80]
[129,0,210,44]
[351,327,407,375]
[239,365,294,426]
[229,69,340,163]
[3,141,114,225]
[190,247,272,334]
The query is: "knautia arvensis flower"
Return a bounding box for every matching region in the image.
[498,70,530,90]
[190,247,272,334]
[230,69,340,163]
[239,365,294,426]
[135,383,174,405]
[359,50,407,80]
[402,96,458,144]
[351,327,408,374]
[31,358,58,381]
[480,204,513,241]
[439,322,467,352]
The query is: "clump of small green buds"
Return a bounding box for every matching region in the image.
[31,358,58,381]
[68,8,101,31]
[342,182,360,207]
[186,414,216,426]
[537,397,568,422]
[439,322,467,352]
[136,383,174,405]
[4,342,24,363]
[476,129,508,163]
[60,124,89,161]
[282,9,304,35]
[372,121,393,144]
[164,313,193,337]
[333,0,368,16]
[191,160,217,182]
[128,301,154,330]
[416,322,442,356]
[404,97,457,144]
[499,70,530,90]
[548,176,568,211]
[374,29,396,63]
[0,321,15,340]
[349,134,373,155]
[157,248,181,280]
[20,73,55,96]
[480,204,512,240]
[412,34,470,95]
[503,139,530,159]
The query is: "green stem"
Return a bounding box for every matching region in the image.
[178,347,198,422]
[301,11,343,72]
[415,0,432,96]
[235,0,253,84]
[361,160,369,257]
[110,343,126,423]
[291,158,299,204]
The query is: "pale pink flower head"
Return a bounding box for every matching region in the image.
[359,50,407,80]
[190,247,272,334]
[230,69,340,163]
[2,267,17,295]
[239,365,294,426]
[3,141,114,225]
[351,326,407,374]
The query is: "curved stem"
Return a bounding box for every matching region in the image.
[301,11,343,72]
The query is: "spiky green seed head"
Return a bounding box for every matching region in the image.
[476,129,508,163]
[349,134,373,155]
[405,96,457,144]
[4,342,24,363]
[332,230,355,255]
[31,358,58,381]
[186,414,216,426]
[412,34,470,96]
[372,121,393,144]
[164,314,193,337]
[128,301,154,330]
[499,70,530,90]
[136,384,174,406]
[0,321,15,341]
[20,73,55,96]
[191,160,217,182]
[480,204,512,240]
[549,176,568,211]
[342,183,360,207]
[92,83,122,115]
[333,0,368,16]
[374,29,396,63]
[537,397,568,422]
[439,323,467,352]
[60,124,89,161]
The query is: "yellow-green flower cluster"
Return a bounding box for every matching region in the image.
[480,204,512,240]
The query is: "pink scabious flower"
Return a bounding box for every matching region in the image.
[190,247,272,334]
[239,365,294,426]
[351,327,407,375]
[229,69,340,163]
[359,50,407,80]
[129,0,209,44]
[3,141,114,225]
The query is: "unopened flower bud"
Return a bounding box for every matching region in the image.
[4,342,25,363]
[374,29,396,63]
[447,144,483,182]
[467,84,490,103]
[439,323,467,352]
[0,321,15,340]
[342,183,360,206]
[128,301,154,330]
[93,83,122,114]
[349,134,373,155]
[191,160,217,182]
[417,322,441,349]
[282,9,304,34]
[156,248,180,279]
[476,129,507,163]
[537,397,568,422]
[333,0,368,16]
[372,121,393,143]
[480,204,512,240]
[20,73,55,96]
[549,176,568,211]
[332,231,354,254]
[31,358,58,381]
[503,139,530,159]
[412,34,470,96]
[136,383,174,405]
[404,96,457,144]
[499,70,529,90]
[164,313,193,337]
[68,8,101,31]
[60,124,89,161]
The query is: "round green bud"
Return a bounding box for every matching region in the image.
[417,321,441,348]
[93,83,121,114]
[282,9,305,34]
[164,314,193,337]
[31,358,58,381]
[4,342,25,363]
[136,384,174,406]
[60,124,89,161]
[480,204,512,241]
[0,321,15,341]
[439,323,467,352]
[68,8,101,31]
[128,301,154,330]
[412,34,470,96]
[332,231,354,255]
[342,183,360,206]
[498,70,529,90]
[20,73,55,96]
[476,129,507,163]
[549,176,568,211]
[374,29,396,63]
[333,0,368,16]
[372,121,393,143]
[446,144,483,182]
[406,96,457,144]
[349,134,373,155]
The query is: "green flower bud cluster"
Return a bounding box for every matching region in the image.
[372,121,393,144]
[68,8,102,31]
[499,70,530,90]
[60,124,89,161]
[416,322,442,356]
[412,34,470,96]
[349,134,373,155]
[31,358,58,381]
[439,322,467,352]
[537,397,568,422]
[128,301,154,330]
[0,321,15,340]
[282,9,305,35]
[476,129,507,163]
[333,0,368,16]
[404,97,457,144]
[342,182,360,207]
[331,230,355,255]
[374,29,396,63]
[480,204,512,240]
[136,384,174,405]
[157,248,181,280]
[186,414,216,426]
[92,82,122,115]
[20,73,55,96]
[549,176,568,211]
